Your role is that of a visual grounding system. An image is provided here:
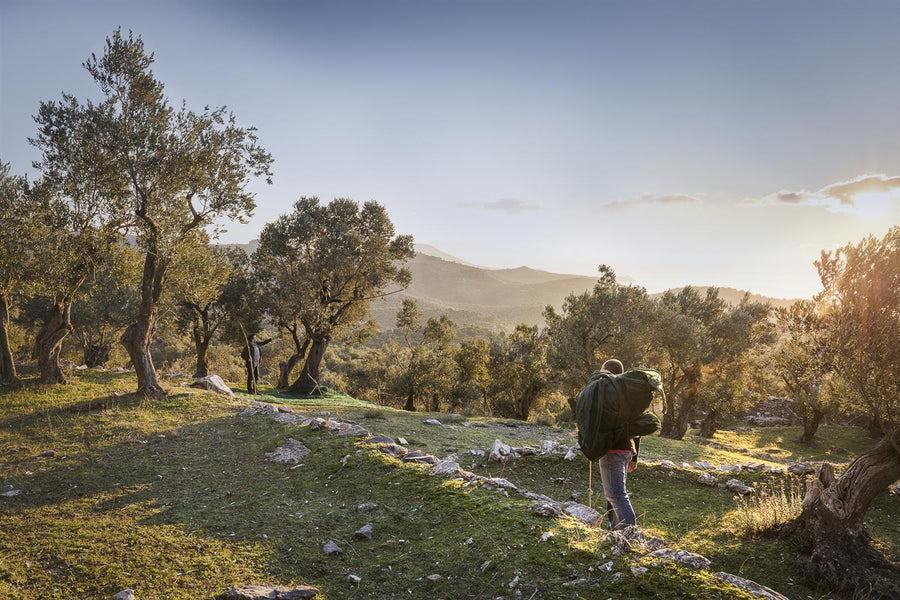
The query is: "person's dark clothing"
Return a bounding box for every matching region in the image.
[241,338,272,394]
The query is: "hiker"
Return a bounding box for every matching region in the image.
[597,358,640,530]
[241,333,273,395]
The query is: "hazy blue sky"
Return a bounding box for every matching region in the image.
[2,0,899,298]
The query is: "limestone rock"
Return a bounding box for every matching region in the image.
[645,548,711,570]
[357,502,378,511]
[788,462,816,475]
[693,460,713,470]
[1,487,22,497]
[598,560,614,572]
[512,446,538,456]
[398,437,408,445]
[562,578,588,587]
[324,420,369,437]
[365,434,394,445]
[531,501,562,518]
[561,502,602,526]
[354,524,373,540]
[190,374,234,397]
[265,439,310,465]
[402,452,439,465]
[714,572,790,599]
[539,440,565,454]
[217,584,319,599]
[659,460,676,470]
[277,405,293,413]
[481,477,517,491]
[426,574,442,581]
[540,531,554,542]
[698,472,718,487]
[564,445,579,461]
[431,460,462,477]
[725,479,753,495]
[111,590,135,600]
[488,439,512,462]
[379,444,408,458]
[423,418,443,426]
[631,566,648,576]
[322,540,342,555]
[718,464,742,473]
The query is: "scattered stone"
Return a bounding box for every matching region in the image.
[426,574,442,581]
[348,574,361,584]
[424,418,443,426]
[357,502,378,511]
[512,446,538,456]
[698,472,718,487]
[645,548,711,570]
[561,502,602,526]
[562,578,588,587]
[631,566,648,576]
[111,590,135,600]
[763,465,785,474]
[693,460,713,470]
[463,449,485,458]
[714,572,790,599]
[365,434,394,445]
[398,437,408,445]
[508,574,519,588]
[378,444,408,458]
[340,454,350,467]
[482,477,517,491]
[40,450,56,458]
[743,462,765,472]
[324,420,370,437]
[725,479,753,495]
[190,374,234,397]
[75,364,88,370]
[718,464,742,473]
[598,560,614,572]
[354,524,373,540]
[788,462,816,475]
[564,445,579,461]
[531,501,562,518]
[539,440,565,454]
[217,584,319,599]
[480,560,492,571]
[307,417,327,430]
[540,531,554,542]
[322,540,342,555]
[611,572,624,582]
[265,439,311,465]
[488,439,512,462]
[659,460,676,470]
[465,537,474,545]
[892,483,900,497]
[431,460,461,477]
[681,462,691,469]
[645,536,666,551]
[402,453,439,465]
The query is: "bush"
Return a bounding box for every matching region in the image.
[731,478,804,536]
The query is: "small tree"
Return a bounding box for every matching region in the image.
[169,236,234,378]
[454,337,491,415]
[770,300,838,444]
[71,242,142,367]
[0,161,37,386]
[488,324,549,421]
[544,265,653,408]
[781,227,900,598]
[415,315,458,413]
[255,197,413,395]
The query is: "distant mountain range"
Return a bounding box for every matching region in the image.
[229,241,799,332]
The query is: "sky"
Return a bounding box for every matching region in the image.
[2,0,899,299]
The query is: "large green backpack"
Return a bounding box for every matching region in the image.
[575,368,663,461]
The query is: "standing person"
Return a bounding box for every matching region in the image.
[596,358,641,530]
[241,333,272,395]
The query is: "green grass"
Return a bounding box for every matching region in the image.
[1,370,897,599]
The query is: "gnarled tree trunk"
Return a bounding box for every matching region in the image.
[289,336,327,395]
[780,429,900,599]
[277,327,309,389]
[35,294,74,385]
[121,251,166,400]
[0,292,20,387]
[82,342,111,368]
[700,409,719,438]
[188,305,214,379]
[800,405,825,445]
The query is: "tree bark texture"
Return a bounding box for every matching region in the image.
[82,342,111,368]
[0,293,19,387]
[403,389,416,412]
[35,295,73,385]
[121,251,166,399]
[277,331,309,389]
[289,336,328,395]
[189,306,213,379]
[780,429,900,599]
[800,406,825,445]
[700,409,719,438]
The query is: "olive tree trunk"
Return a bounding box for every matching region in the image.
[188,305,215,379]
[780,429,900,599]
[0,292,19,387]
[289,336,328,395]
[277,328,309,389]
[82,342,111,368]
[121,252,166,399]
[700,409,719,438]
[35,294,74,385]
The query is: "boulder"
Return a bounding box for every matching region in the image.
[217,584,319,599]
[725,479,753,495]
[787,462,816,475]
[645,548,711,570]
[354,524,373,540]
[431,460,462,477]
[365,434,394,445]
[560,502,602,526]
[190,374,234,397]
[488,439,513,462]
[322,540,342,555]
[698,473,718,487]
[111,590,135,600]
[714,572,790,599]
[265,439,310,465]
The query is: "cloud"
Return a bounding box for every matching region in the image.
[745,174,900,212]
[457,197,543,215]
[598,193,702,211]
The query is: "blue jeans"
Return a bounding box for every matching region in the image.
[599,452,636,529]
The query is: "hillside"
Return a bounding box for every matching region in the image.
[228,241,800,331]
[1,370,896,599]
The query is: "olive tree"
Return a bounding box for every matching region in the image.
[254,197,413,395]
[781,227,900,599]
[55,30,272,398]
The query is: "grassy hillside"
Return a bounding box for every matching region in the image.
[2,371,895,599]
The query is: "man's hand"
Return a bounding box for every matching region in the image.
[627,460,637,473]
